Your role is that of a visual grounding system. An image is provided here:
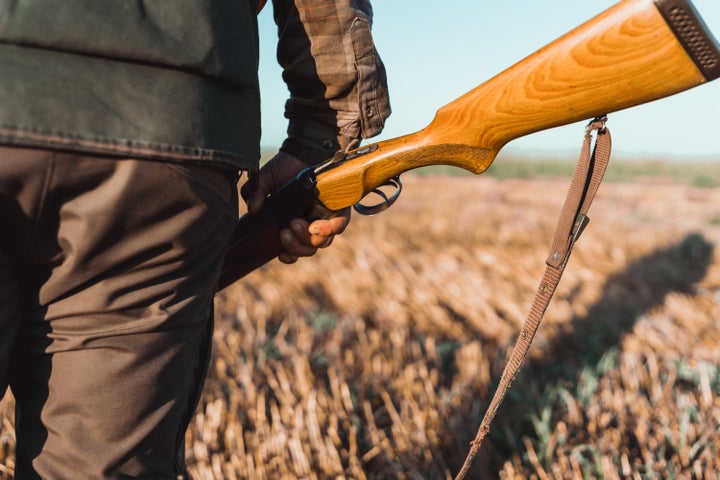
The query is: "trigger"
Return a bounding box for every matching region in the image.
[353,176,402,216]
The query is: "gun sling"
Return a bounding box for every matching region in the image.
[455,117,612,479]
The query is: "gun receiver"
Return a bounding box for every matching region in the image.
[219,0,719,288]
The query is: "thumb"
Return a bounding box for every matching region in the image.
[243,187,264,214]
[241,152,309,214]
[241,168,275,214]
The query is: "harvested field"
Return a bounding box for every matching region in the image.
[2,168,720,479]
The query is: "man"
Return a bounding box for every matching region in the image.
[0,0,390,477]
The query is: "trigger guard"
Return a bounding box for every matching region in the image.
[353,176,402,216]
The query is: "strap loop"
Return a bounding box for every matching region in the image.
[455,116,612,480]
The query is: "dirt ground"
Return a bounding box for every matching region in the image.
[2,173,720,479]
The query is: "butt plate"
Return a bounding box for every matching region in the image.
[655,0,720,80]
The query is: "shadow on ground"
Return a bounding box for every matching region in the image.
[480,233,714,473]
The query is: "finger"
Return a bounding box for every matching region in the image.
[289,219,335,249]
[239,175,255,202]
[280,228,318,257]
[240,180,263,214]
[315,235,334,249]
[243,192,261,214]
[288,219,313,245]
[307,209,351,237]
[242,173,274,214]
[278,253,299,264]
[240,160,285,214]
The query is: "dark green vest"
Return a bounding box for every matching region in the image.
[0,0,261,169]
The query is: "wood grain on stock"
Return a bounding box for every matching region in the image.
[316,0,708,212]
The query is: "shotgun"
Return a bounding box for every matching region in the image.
[219,0,719,289]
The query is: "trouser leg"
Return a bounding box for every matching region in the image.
[0,146,48,406]
[0,247,21,400]
[1,147,238,479]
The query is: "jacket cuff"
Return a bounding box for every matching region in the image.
[280,116,361,165]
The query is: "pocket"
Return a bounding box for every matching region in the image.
[165,162,239,221]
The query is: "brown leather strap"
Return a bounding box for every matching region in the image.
[455,116,612,480]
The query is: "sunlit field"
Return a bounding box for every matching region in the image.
[1,159,719,479]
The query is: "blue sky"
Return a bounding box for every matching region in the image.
[257,1,720,160]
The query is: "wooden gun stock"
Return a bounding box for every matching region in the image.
[315,0,719,209]
[219,0,719,289]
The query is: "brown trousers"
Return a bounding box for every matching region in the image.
[0,146,238,478]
